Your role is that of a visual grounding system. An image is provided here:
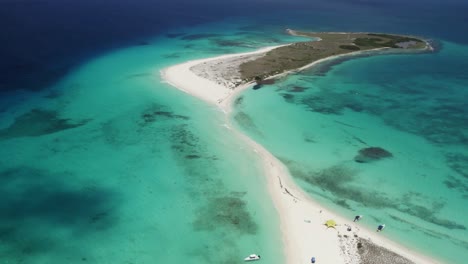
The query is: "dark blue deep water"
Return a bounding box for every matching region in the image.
[1,0,468,94]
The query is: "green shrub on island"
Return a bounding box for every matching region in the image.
[354,34,424,49]
[239,32,427,83]
[339,45,360,51]
[368,33,423,43]
[354,37,391,47]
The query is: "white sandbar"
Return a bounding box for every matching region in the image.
[160,44,440,264]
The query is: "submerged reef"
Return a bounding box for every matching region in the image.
[140,104,189,125]
[280,158,466,230]
[181,33,221,41]
[193,195,257,235]
[0,167,117,261]
[0,109,89,140]
[354,147,393,163]
[233,111,263,137]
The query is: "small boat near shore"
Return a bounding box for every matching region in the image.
[377,224,386,232]
[244,254,261,261]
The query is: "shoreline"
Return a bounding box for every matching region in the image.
[286,28,434,52]
[161,45,287,106]
[160,45,441,263]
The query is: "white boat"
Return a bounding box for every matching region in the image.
[377,224,386,232]
[244,254,261,261]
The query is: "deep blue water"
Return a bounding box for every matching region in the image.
[1,0,468,94]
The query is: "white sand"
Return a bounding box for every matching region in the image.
[161,45,286,106]
[160,46,440,264]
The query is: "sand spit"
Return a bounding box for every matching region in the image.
[160,43,440,264]
[161,45,286,105]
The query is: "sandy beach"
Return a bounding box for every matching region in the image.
[160,45,440,263]
[161,45,286,106]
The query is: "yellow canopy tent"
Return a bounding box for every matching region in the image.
[325,219,337,228]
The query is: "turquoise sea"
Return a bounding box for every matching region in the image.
[1,1,467,263]
[232,41,468,263]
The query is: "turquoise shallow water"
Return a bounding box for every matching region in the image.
[0,22,306,263]
[1,7,468,264]
[232,41,468,263]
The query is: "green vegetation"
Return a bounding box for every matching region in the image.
[339,44,360,51]
[239,31,428,82]
[355,33,424,48]
[368,33,423,42]
[354,37,388,47]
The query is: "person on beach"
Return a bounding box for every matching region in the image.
[377,224,386,232]
[353,215,362,222]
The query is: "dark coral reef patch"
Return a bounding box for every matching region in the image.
[140,104,189,126]
[181,33,221,40]
[193,196,257,235]
[354,147,393,163]
[290,86,307,92]
[0,109,89,140]
[281,93,295,103]
[233,111,263,137]
[282,159,466,230]
[0,167,118,260]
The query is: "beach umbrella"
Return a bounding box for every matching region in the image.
[325,219,337,228]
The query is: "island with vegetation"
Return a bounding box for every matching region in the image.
[161,29,437,264]
[188,30,431,90]
[240,29,430,83]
